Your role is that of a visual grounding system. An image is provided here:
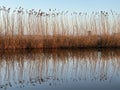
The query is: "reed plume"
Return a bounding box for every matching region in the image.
[0,7,120,49]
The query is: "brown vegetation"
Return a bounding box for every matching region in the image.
[0,7,120,49]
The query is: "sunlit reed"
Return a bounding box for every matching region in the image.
[0,7,120,49]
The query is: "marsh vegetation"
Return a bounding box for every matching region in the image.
[0,7,120,49]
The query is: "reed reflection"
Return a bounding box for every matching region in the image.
[0,49,120,89]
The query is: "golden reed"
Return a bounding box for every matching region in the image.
[0,7,120,49]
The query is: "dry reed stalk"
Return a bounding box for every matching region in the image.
[0,7,120,49]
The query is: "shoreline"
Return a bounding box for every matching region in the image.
[0,34,120,49]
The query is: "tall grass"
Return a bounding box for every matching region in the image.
[0,6,120,49]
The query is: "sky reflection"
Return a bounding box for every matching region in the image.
[0,49,120,90]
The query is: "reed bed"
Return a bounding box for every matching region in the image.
[0,6,120,49]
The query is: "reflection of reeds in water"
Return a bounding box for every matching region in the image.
[0,49,120,88]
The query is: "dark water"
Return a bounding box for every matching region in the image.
[0,49,120,90]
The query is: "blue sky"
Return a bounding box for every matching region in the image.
[0,0,120,12]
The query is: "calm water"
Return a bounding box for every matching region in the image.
[0,49,120,90]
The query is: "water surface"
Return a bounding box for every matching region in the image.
[0,49,120,90]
